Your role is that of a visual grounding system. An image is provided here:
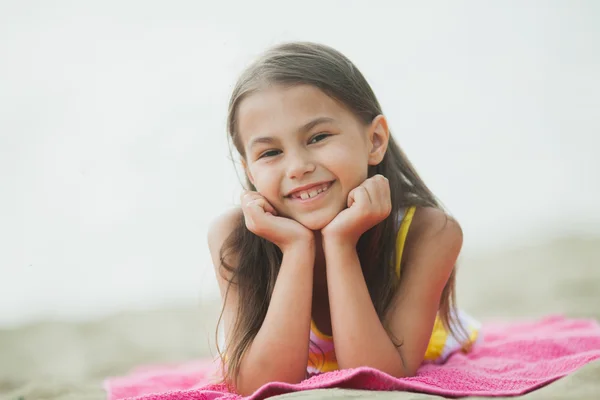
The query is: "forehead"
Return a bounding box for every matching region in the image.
[236,85,353,145]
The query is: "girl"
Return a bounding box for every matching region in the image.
[208,42,480,396]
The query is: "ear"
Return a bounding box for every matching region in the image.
[367,115,390,166]
[241,158,255,186]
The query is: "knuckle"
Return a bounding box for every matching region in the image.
[241,194,252,204]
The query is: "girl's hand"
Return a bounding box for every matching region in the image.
[241,191,315,253]
[321,175,392,246]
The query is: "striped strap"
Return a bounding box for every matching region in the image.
[395,206,416,279]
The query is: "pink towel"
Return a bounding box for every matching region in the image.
[104,315,600,399]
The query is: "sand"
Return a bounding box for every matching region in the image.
[1,235,599,400]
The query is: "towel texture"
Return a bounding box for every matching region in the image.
[105,315,600,399]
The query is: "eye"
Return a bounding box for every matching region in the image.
[258,149,282,159]
[309,133,331,144]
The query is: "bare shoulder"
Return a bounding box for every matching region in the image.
[207,207,243,275]
[409,207,462,242]
[404,207,463,269]
[207,207,243,249]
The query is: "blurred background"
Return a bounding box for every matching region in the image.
[1,0,599,329]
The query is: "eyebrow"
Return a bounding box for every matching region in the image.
[247,117,336,151]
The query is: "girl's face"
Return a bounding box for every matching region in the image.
[237,84,387,231]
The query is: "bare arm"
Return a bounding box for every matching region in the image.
[209,208,315,395]
[324,207,462,377]
[323,238,405,376]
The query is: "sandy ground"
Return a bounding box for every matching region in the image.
[1,235,599,400]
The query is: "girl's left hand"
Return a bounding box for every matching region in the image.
[321,174,392,246]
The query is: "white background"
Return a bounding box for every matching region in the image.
[1,1,599,327]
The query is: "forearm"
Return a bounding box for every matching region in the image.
[236,242,315,394]
[323,240,407,377]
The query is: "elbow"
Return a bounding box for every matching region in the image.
[235,365,306,396]
[338,358,414,379]
[395,356,420,379]
[234,378,263,397]
[235,382,259,398]
[395,354,419,379]
[234,340,309,395]
[401,364,418,378]
[380,364,416,380]
[387,363,417,379]
[347,356,418,379]
[235,375,304,397]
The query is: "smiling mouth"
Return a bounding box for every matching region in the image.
[287,181,334,200]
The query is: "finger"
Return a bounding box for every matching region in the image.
[370,175,390,211]
[241,192,277,215]
[244,200,271,235]
[242,202,259,232]
[264,202,277,216]
[259,201,276,216]
[348,178,366,208]
[379,176,391,213]
[246,198,268,213]
[360,183,373,205]
[379,174,390,190]
[365,175,390,207]
[347,185,366,208]
[347,189,355,208]
[240,190,260,206]
[351,185,371,208]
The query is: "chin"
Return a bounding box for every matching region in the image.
[294,212,337,232]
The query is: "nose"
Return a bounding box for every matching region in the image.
[286,149,316,180]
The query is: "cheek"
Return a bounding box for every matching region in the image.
[250,166,281,196]
[323,148,369,186]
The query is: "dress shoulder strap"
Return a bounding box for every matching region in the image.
[395,206,416,278]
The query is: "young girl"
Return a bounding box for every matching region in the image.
[208,42,480,396]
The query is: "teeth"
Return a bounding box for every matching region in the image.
[293,182,331,200]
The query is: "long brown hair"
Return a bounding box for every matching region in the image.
[216,41,467,385]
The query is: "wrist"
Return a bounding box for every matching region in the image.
[321,227,358,247]
[281,236,315,257]
[322,234,357,254]
[322,235,361,275]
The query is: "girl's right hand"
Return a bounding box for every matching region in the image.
[241,191,314,253]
